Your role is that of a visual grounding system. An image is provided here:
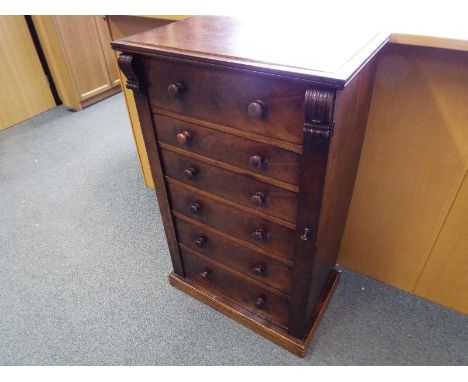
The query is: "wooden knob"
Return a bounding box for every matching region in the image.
[200,269,210,280]
[250,192,266,206]
[189,201,201,214]
[168,82,184,98]
[252,228,266,241]
[183,167,197,179]
[253,263,266,276]
[255,297,266,309]
[195,235,207,247]
[176,130,191,145]
[248,100,267,118]
[249,154,264,169]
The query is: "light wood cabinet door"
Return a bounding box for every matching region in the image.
[0,16,55,130]
[95,16,120,86]
[53,16,112,101]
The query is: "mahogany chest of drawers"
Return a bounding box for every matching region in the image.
[112,16,389,356]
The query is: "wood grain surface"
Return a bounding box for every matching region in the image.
[181,247,290,327]
[154,114,301,185]
[53,16,113,100]
[112,16,388,86]
[338,45,468,304]
[0,16,55,130]
[161,148,298,223]
[413,170,468,313]
[168,181,296,260]
[144,56,310,145]
[175,217,293,294]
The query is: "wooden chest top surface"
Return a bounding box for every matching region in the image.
[112,16,389,87]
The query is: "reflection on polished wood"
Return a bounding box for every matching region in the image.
[113,16,388,86]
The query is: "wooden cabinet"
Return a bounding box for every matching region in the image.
[112,16,388,356]
[95,16,120,88]
[0,16,55,130]
[32,16,120,110]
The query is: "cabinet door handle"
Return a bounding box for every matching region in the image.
[176,130,191,145]
[183,167,197,180]
[249,154,264,169]
[252,228,266,241]
[200,269,210,280]
[189,201,202,214]
[195,235,207,247]
[168,82,185,98]
[250,192,266,206]
[253,263,266,276]
[255,297,266,309]
[247,100,267,118]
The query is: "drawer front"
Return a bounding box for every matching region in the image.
[168,182,295,260]
[161,148,298,223]
[144,57,307,145]
[154,114,301,186]
[181,248,289,327]
[175,217,293,294]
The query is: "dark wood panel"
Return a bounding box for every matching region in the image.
[117,53,184,276]
[288,64,377,338]
[144,56,308,144]
[154,108,303,154]
[288,88,336,338]
[168,178,295,229]
[160,142,298,193]
[161,148,298,223]
[175,217,293,294]
[305,61,378,327]
[168,182,295,260]
[154,114,301,185]
[181,248,290,327]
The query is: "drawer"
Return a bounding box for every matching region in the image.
[175,217,293,294]
[161,148,298,223]
[154,114,301,186]
[144,57,307,145]
[168,182,295,261]
[181,248,290,327]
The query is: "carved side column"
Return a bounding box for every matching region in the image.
[117,53,184,276]
[117,53,145,97]
[288,88,336,339]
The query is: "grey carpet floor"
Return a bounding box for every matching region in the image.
[0,94,467,366]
